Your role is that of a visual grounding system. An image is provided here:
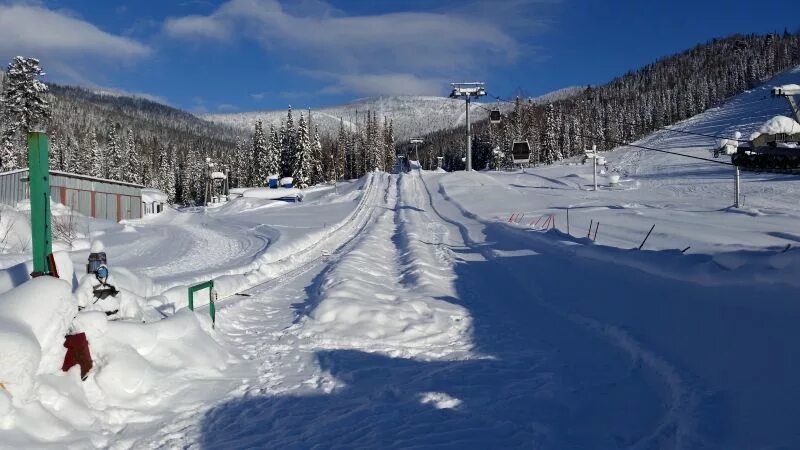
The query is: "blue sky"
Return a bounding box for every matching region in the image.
[0,0,797,113]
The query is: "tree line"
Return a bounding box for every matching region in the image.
[0,57,397,206]
[413,32,800,171]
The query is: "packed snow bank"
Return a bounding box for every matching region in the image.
[0,277,76,404]
[0,206,31,254]
[296,175,471,359]
[749,115,800,140]
[241,187,303,200]
[0,274,234,446]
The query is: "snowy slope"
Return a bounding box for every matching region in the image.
[204,88,582,140]
[204,96,493,141]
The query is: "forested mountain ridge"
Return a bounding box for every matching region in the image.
[413,32,800,171]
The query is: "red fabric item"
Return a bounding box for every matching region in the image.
[62,333,93,380]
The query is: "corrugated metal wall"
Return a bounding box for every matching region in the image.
[0,169,143,221]
[0,169,30,206]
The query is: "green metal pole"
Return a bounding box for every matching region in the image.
[28,132,52,275]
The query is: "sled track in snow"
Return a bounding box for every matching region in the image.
[207,173,389,309]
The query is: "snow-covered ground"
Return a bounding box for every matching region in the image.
[1,68,799,449]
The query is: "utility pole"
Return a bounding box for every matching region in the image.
[449,82,486,172]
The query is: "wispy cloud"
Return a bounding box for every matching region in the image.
[163,0,549,97]
[0,4,150,81]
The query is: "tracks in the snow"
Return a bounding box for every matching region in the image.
[418,172,702,449]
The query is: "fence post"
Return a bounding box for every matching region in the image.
[639,224,656,250]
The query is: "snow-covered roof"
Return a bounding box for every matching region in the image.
[749,115,800,141]
[775,83,800,92]
[241,187,303,200]
[211,171,227,180]
[141,188,168,203]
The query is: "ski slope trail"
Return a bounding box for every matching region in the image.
[147,169,691,449]
[114,168,796,449]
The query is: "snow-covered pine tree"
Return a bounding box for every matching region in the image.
[383,117,395,172]
[125,128,140,184]
[335,119,347,181]
[0,57,50,170]
[540,104,558,165]
[267,125,281,179]
[252,120,268,186]
[310,124,324,184]
[281,106,295,177]
[157,144,176,202]
[292,114,311,188]
[106,122,123,180]
[89,129,104,178]
[230,137,243,187]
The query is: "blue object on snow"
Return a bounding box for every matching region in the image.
[269,178,279,189]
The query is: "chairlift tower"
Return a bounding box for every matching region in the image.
[771,85,800,123]
[410,137,424,165]
[450,82,486,172]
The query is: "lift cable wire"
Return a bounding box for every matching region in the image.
[454,95,734,166]
[475,93,734,166]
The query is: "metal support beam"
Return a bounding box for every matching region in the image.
[450,82,486,172]
[28,132,53,276]
[734,166,741,208]
[466,96,472,171]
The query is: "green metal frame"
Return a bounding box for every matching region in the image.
[188,280,216,328]
[28,132,53,275]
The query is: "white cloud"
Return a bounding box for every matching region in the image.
[320,73,444,97]
[163,0,546,96]
[0,4,151,81]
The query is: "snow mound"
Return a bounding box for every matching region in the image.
[297,176,470,358]
[0,277,76,404]
[775,83,800,91]
[749,115,800,140]
[242,187,303,200]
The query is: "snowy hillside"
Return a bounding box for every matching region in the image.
[205,95,494,141]
[204,88,582,140]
